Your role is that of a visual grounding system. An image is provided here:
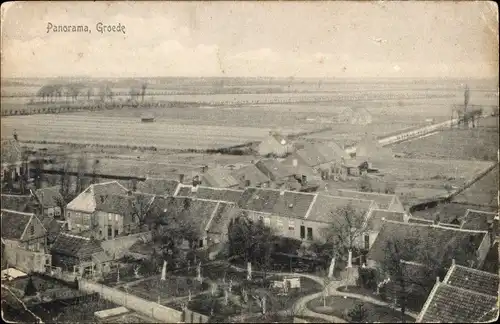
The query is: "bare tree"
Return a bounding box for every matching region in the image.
[313,204,367,279]
[75,154,89,195]
[141,83,148,102]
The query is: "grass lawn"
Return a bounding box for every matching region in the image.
[124,275,209,302]
[98,262,145,287]
[171,262,267,283]
[307,295,414,323]
[336,285,382,300]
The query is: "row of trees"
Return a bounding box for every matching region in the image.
[35,83,148,103]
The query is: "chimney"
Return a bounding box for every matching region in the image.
[292,159,298,167]
[179,174,185,183]
[13,131,18,141]
[436,276,440,284]
[245,179,251,187]
[192,175,200,187]
[491,215,499,243]
[301,175,307,185]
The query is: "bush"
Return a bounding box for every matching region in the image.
[357,267,378,290]
[346,302,369,323]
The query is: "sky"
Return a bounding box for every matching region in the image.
[1,1,498,79]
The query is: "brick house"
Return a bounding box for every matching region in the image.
[254,159,300,190]
[65,181,129,233]
[257,131,294,157]
[417,263,499,322]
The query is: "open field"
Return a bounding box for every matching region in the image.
[452,164,499,207]
[390,117,499,161]
[2,114,307,150]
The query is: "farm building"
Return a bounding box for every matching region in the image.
[257,131,294,157]
[199,167,240,188]
[337,107,373,125]
[1,138,25,183]
[230,164,271,188]
[140,114,155,122]
[416,263,499,322]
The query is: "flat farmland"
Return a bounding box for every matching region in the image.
[1,114,308,150]
[390,117,499,161]
[452,164,498,207]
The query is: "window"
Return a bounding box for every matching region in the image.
[307,227,313,240]
[289,220,295,230]
[300,226,305,239]
[114,229,119,237]
[364,234,370,250]
[115,214,119,222]
[264,217,271,226]
[199,239,204,248]
[30,225,35,236]
[276,219,284,229]
[108,214,112,222]
[107,226,112,239]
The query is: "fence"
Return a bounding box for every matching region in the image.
[183,308,210,323]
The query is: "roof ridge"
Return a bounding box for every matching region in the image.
[383,219,489,234]
[371,208,404,213]
[244,186,316,196]
[0,209,34,216]
[0,194,32,198]
[60,232,90,241]
[466,209,498,216]
[320,194,376,204]
[338,189,395,197]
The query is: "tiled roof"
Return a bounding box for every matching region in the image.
[95,193,154,219]
[368,209,406,231]
[237,187,315,219]
[325,189,395,209]
[306,194,374,223]
[294,144,330,167]
[230,164,270,186]
[443,264,499,297]
[206,202,239,234]
[201,168,239,188]
[0,194,31,212]
[255,159,294,181]
[136,178,180,196]
[66,181,129,213]
[460,209,497,231]
[51,233,103,259]
[175,185,243,203]
[147,196,221,233]
[1,139,23,165]
[419,283,498,323]
[1,209,34,240]
[367,221,487,267]
[34,186,63,208]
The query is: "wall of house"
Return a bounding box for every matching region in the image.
[4,245,50,273]
[67,209,94,232]
[184,309,210,323]
[20,217,47,252]
[476,234,491,268]
[94,211,126,240]
[388,197,405,213]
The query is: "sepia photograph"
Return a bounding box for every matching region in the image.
[1,1,498,323]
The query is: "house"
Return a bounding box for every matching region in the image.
[340,157,372,177]
[236,187,379,245]
[136,178,180,196]
[32,186,64,218]
[175,184,243,204]
[147,196,235,249]
[416,263,499,322]
[366,220,491,270]
[254,159,299,189]
[356,133,393,159]
[1,209,50,273]
[50,232,104,277]
[282,143,335,180]
[230,164,271,188]
[1,209,47,252]
[76,192,154,240]
[199,167,240,188]
[64,181,129,233]
[257,131,294,157]
[338,107,373,125]
[42,218,63,247]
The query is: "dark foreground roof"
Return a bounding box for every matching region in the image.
[1,209,34,240]
[51,233,103,259]
[443,263,499,297]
